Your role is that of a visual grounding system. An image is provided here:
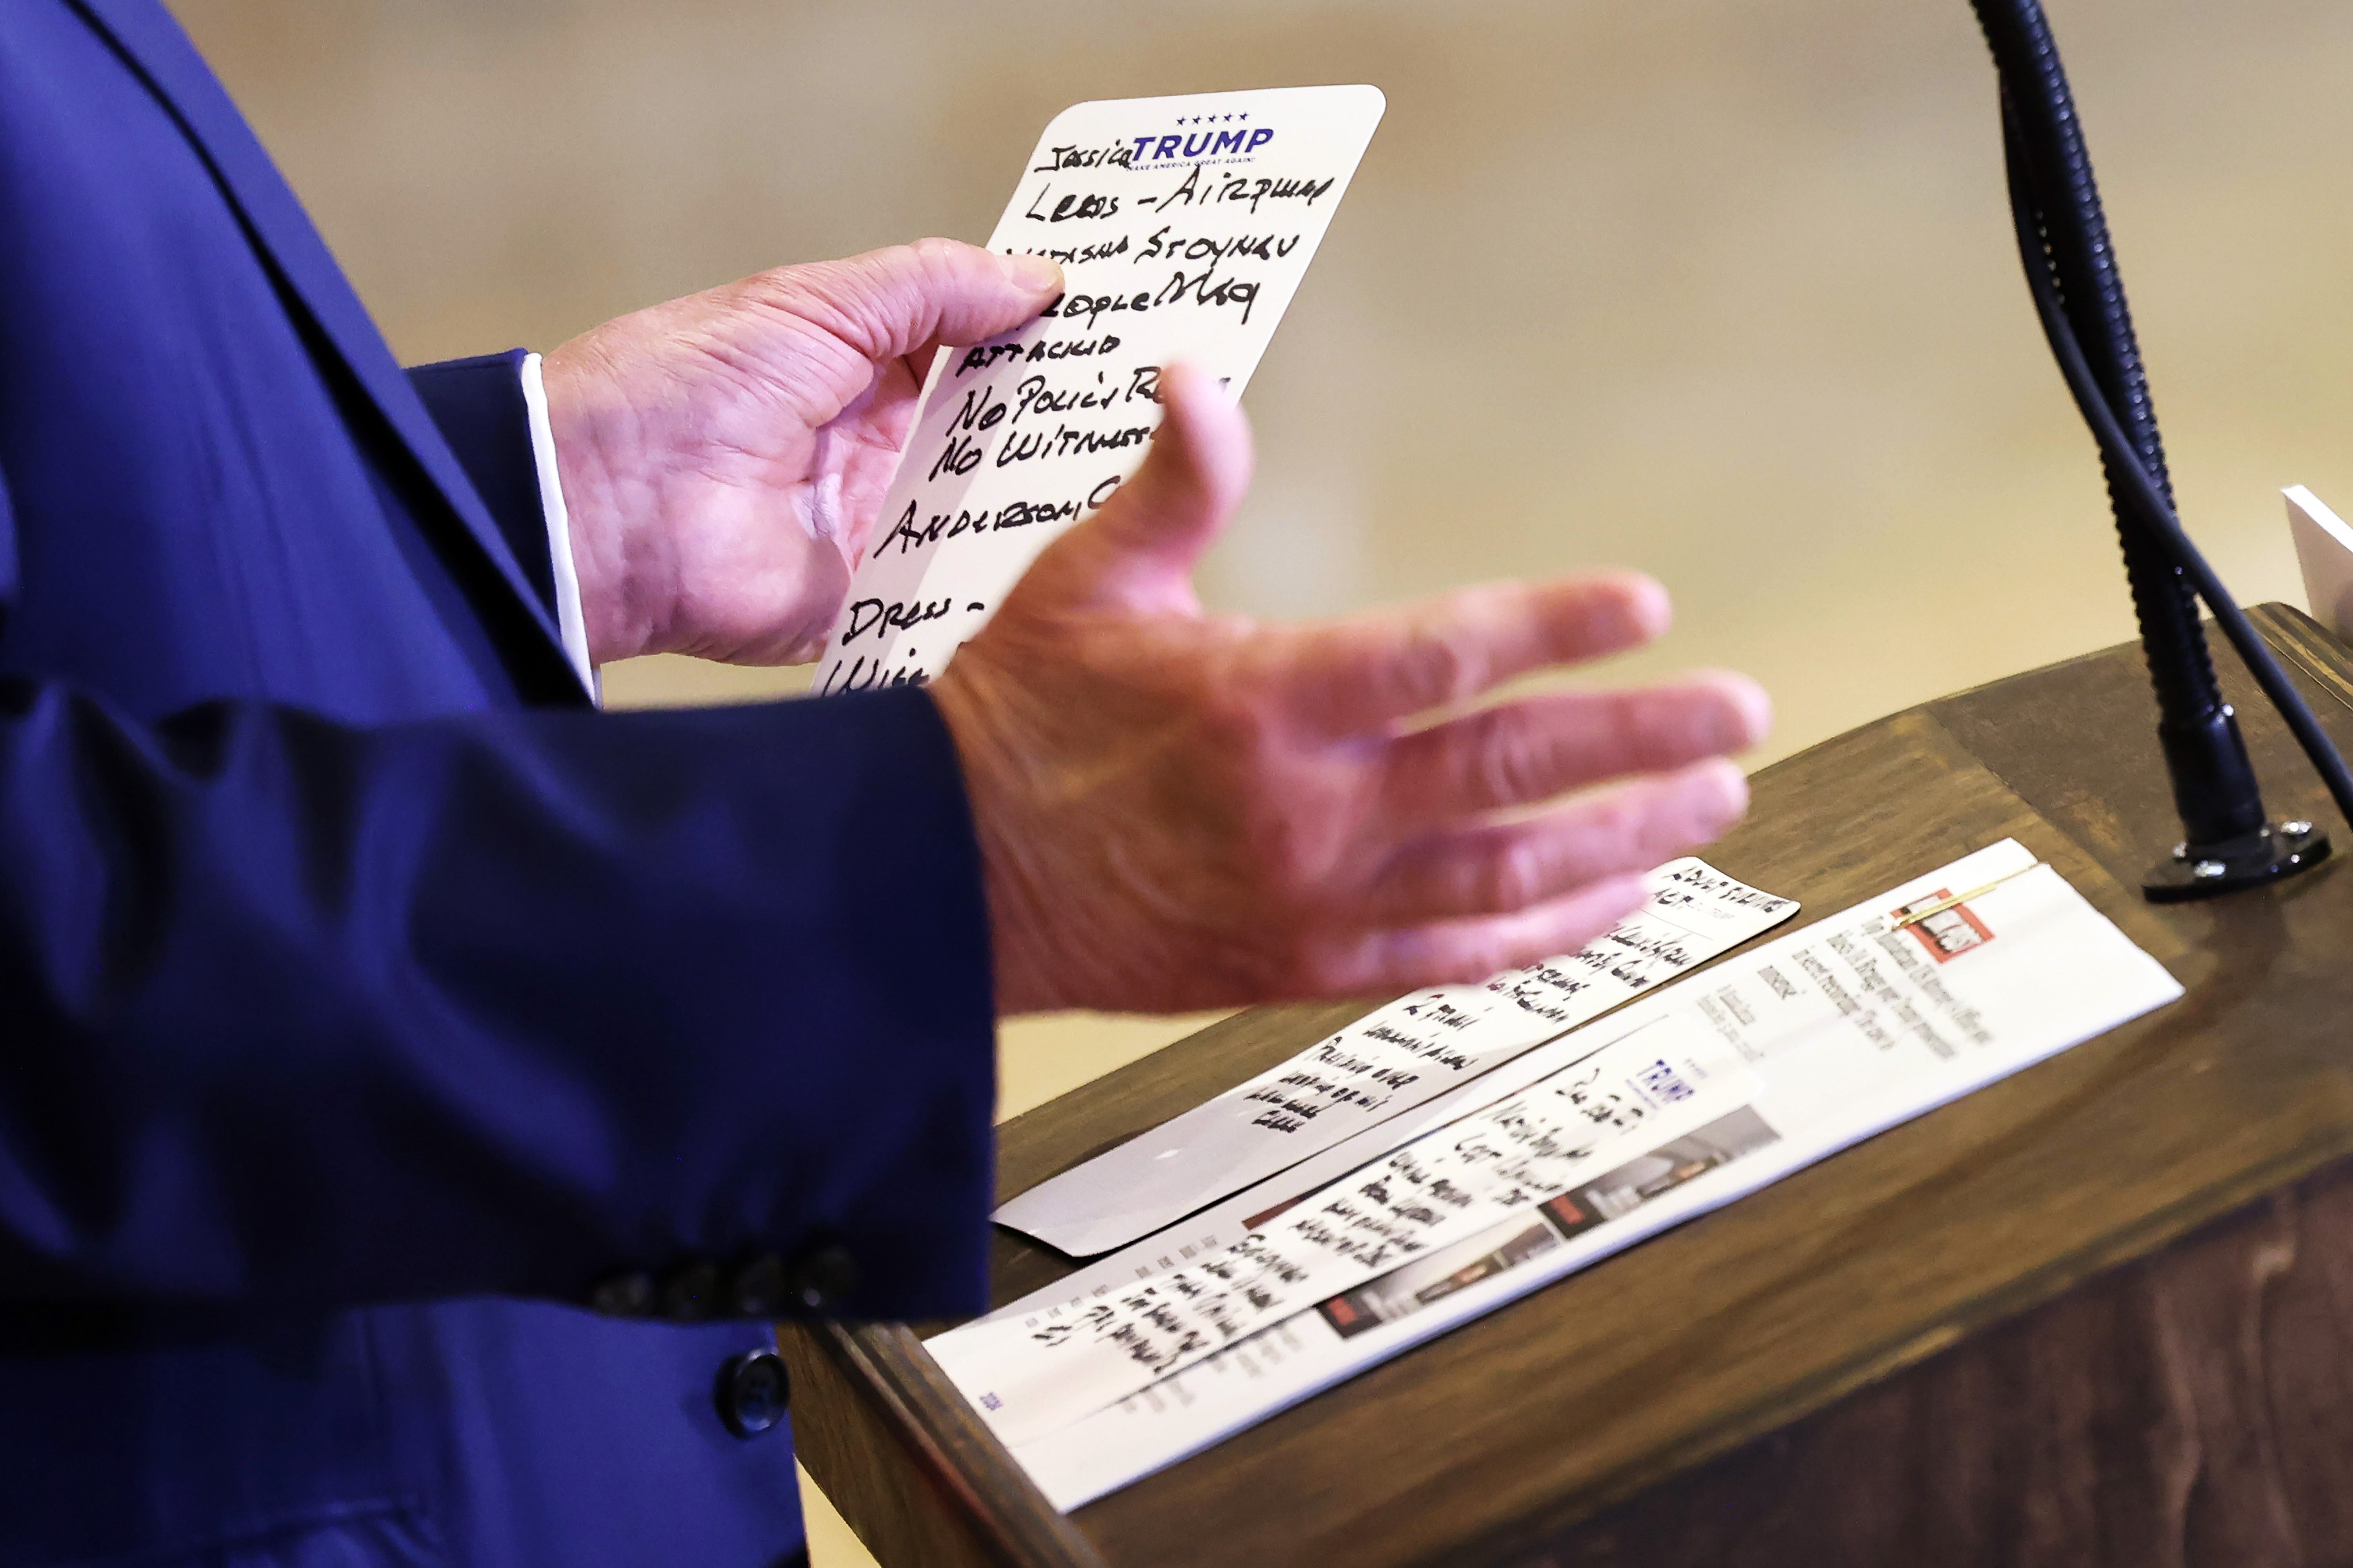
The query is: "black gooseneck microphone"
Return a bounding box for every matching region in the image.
[1968,0,2353,900]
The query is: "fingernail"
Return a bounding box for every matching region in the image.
[1709,677,1773,751]
[1731,679,1772,748]
[1003,252,1063,292]
[1698,757,1750,819]
[1620,575,1671,640]
[1603,871,1651,914]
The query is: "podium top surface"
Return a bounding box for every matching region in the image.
[917,607,2353,1568]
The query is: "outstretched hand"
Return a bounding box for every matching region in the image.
[543,239,1063,666]
[930,364,1771,1016]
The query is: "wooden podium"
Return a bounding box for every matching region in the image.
[782,604,2353,1568]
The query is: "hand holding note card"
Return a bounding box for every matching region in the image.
[814,85,1386,692]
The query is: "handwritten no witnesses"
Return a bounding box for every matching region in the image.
[813,84,1387,694]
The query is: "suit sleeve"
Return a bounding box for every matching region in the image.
[0,649,998,1323]
[406,351,560,622]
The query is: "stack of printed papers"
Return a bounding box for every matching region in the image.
[930,839,2182,1509]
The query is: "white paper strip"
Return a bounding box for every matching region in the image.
[994,859,1798,1257]
[940,1015,1757,1447]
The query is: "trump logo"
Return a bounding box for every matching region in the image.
[1129,118,1273,165]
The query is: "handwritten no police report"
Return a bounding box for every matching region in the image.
[929,840,2184,1509]
[812,85,1385,694]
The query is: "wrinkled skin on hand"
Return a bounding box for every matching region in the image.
[931,364,1772,1016]
[546,239,1767,1016]
[543,238,1063,666]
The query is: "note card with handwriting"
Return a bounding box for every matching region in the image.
[811,84,1385,695]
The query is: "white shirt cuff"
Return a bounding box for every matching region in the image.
[518,351,600,706]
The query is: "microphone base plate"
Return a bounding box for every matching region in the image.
[2143,821,2332,903]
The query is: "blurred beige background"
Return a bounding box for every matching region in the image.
[167,1,2353,1561]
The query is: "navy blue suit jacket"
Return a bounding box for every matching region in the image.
[0,4,997,1564]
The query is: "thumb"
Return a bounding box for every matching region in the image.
[1038,362,1255,614]
[752,238,1064,365]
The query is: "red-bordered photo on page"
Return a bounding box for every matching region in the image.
[1893,889,1994,963]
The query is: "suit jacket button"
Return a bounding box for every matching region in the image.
[732,1254,789,1317]
[787,1245,859,1312]
[660,1261,722,1322]
[716,1348,789,1439]
[587,1270,655,1317]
